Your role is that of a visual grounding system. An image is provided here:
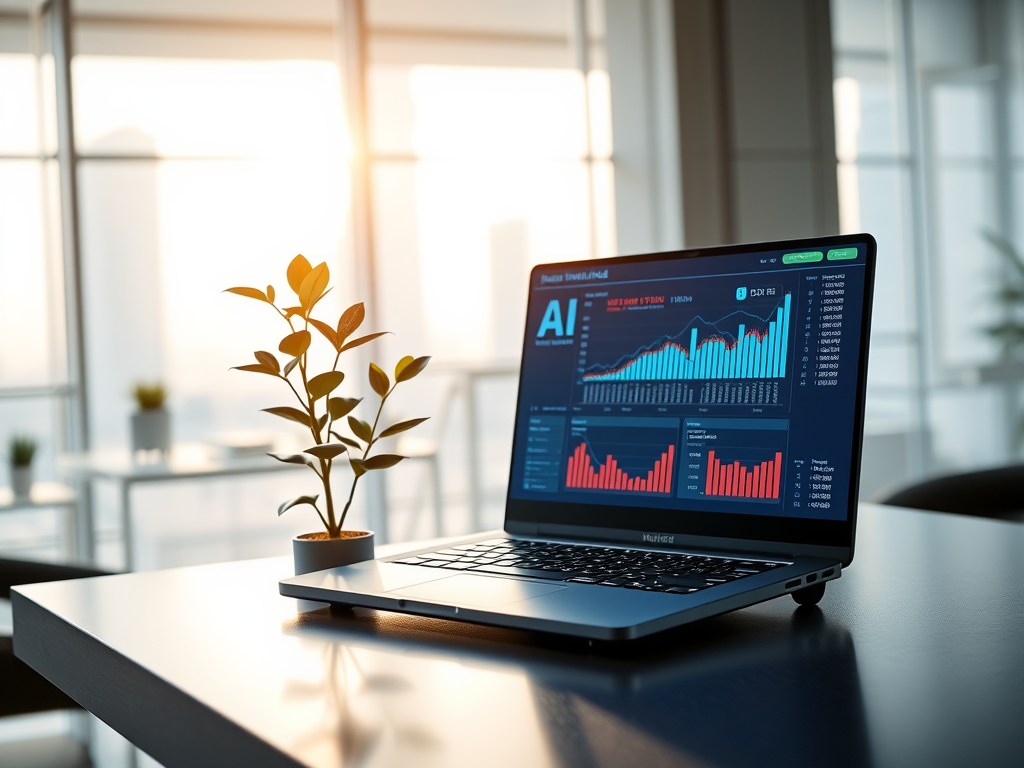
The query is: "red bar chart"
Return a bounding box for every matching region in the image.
[566,443,675,494]
[704,449,782,499]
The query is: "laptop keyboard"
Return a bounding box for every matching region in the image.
[392,538,785,594]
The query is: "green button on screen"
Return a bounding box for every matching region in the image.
[782,251,823,264]
[827,248,858,261]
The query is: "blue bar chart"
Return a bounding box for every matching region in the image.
[583,293,791,383]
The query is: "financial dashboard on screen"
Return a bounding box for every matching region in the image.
[508,240,872,527]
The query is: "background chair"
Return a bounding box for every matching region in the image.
[0,557,113,768]
[876,464,1024,522]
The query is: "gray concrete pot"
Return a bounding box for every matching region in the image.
[293,531,374,576]
[131,408,171,454]
[11,465,32,499]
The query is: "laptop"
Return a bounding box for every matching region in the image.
[280,234,877,640]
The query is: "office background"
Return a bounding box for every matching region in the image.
[1,0,1023,761]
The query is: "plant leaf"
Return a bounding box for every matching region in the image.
[298,263,330,311]
[225,286,268,302]
[232,363,278,377]
[267,285,275,303]
[362,454,406,470]
[287,255,312,295]
[284,306,305,319]
[349,458,368,477]
[254,351,280,373]
[379,417,429,439]
[317,413,328,431]
[307,371,344,401]
[309,318,339,350]
[330,431,361,449]
[340,331,389,353]
[268,453,314,467]
[348,416,372,443]
[278,494,319,516]
[394,355,414,380]
[262,406,312,427]
[283,356,300,377]
[368,362,390,396]
[336,302,365,342]
[304,443,348,460]
[279,330,311,357]
[328,397,361,420]
[395,355,431,382]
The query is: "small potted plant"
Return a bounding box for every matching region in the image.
[131,381,171,458]
[227,255,430,575]
[9,434,38,499]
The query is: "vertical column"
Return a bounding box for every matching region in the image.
[779,293,791,375]
[772,451,783,499]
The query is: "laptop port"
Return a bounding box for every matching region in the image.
[822,568,835,578]
[806,573,818,583]
[785,579,801,589]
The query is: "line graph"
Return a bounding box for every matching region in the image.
[582,293,791,382]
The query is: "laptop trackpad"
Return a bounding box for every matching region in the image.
[389,574,567,608]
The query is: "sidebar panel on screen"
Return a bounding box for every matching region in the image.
[510,245,868,523]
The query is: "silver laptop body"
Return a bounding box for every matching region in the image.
[281,235,877,640]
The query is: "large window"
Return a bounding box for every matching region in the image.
[0,0,658,569]
[832,0,1024,495]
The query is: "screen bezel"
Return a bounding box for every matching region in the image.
[503,233,877,563]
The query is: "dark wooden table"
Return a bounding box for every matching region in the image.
[12,503,1024,768]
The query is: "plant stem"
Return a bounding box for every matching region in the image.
[338,385,393,531]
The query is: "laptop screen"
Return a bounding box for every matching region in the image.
[505,235,876,550]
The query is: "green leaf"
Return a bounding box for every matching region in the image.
[278,494,319,516]
[308,318,339,350]
[299,263,329,311]
[268,452,314,467]
[254,351,280,373]
[328,397,361,420]
[349,458,368,477]
[225,286,269,302]
[340,331,389,353]
[287,255,312,295]
[336,302,365,342]
[307,371,344,401]
[267,285,275,303]
[394,355,414,380]
[262,406,312,427]
[232,363,278,377]
[378,417,429,439]
[329,431,361,449]
[362,454,406,470]
[369,362,390,396]
[279,330,311,357]
[395,355,430,382]
[348,416,372,443]
[283,356,300,377]
[304,443,348,460]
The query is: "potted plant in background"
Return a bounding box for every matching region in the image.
[982,231,1024,452]
[131,382,171,459]
[9,434,38,499]
[227,255,430,575]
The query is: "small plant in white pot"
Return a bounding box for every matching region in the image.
[226,254,430,575]
[9,434,37,499]
[131,382,171,459]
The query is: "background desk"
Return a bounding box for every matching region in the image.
[12,503,1024,768]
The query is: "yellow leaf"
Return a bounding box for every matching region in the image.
[307,371,344,401]
[225,287,268,302]
[287,255,312,295]
[368,362,390,397]
[309,318,339,350]
[266,284,275,303]
[394,355,414,380]
[298,263,329,311]
[279,330,311,357]
[336,302,365,342]
[395,355,431,382]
